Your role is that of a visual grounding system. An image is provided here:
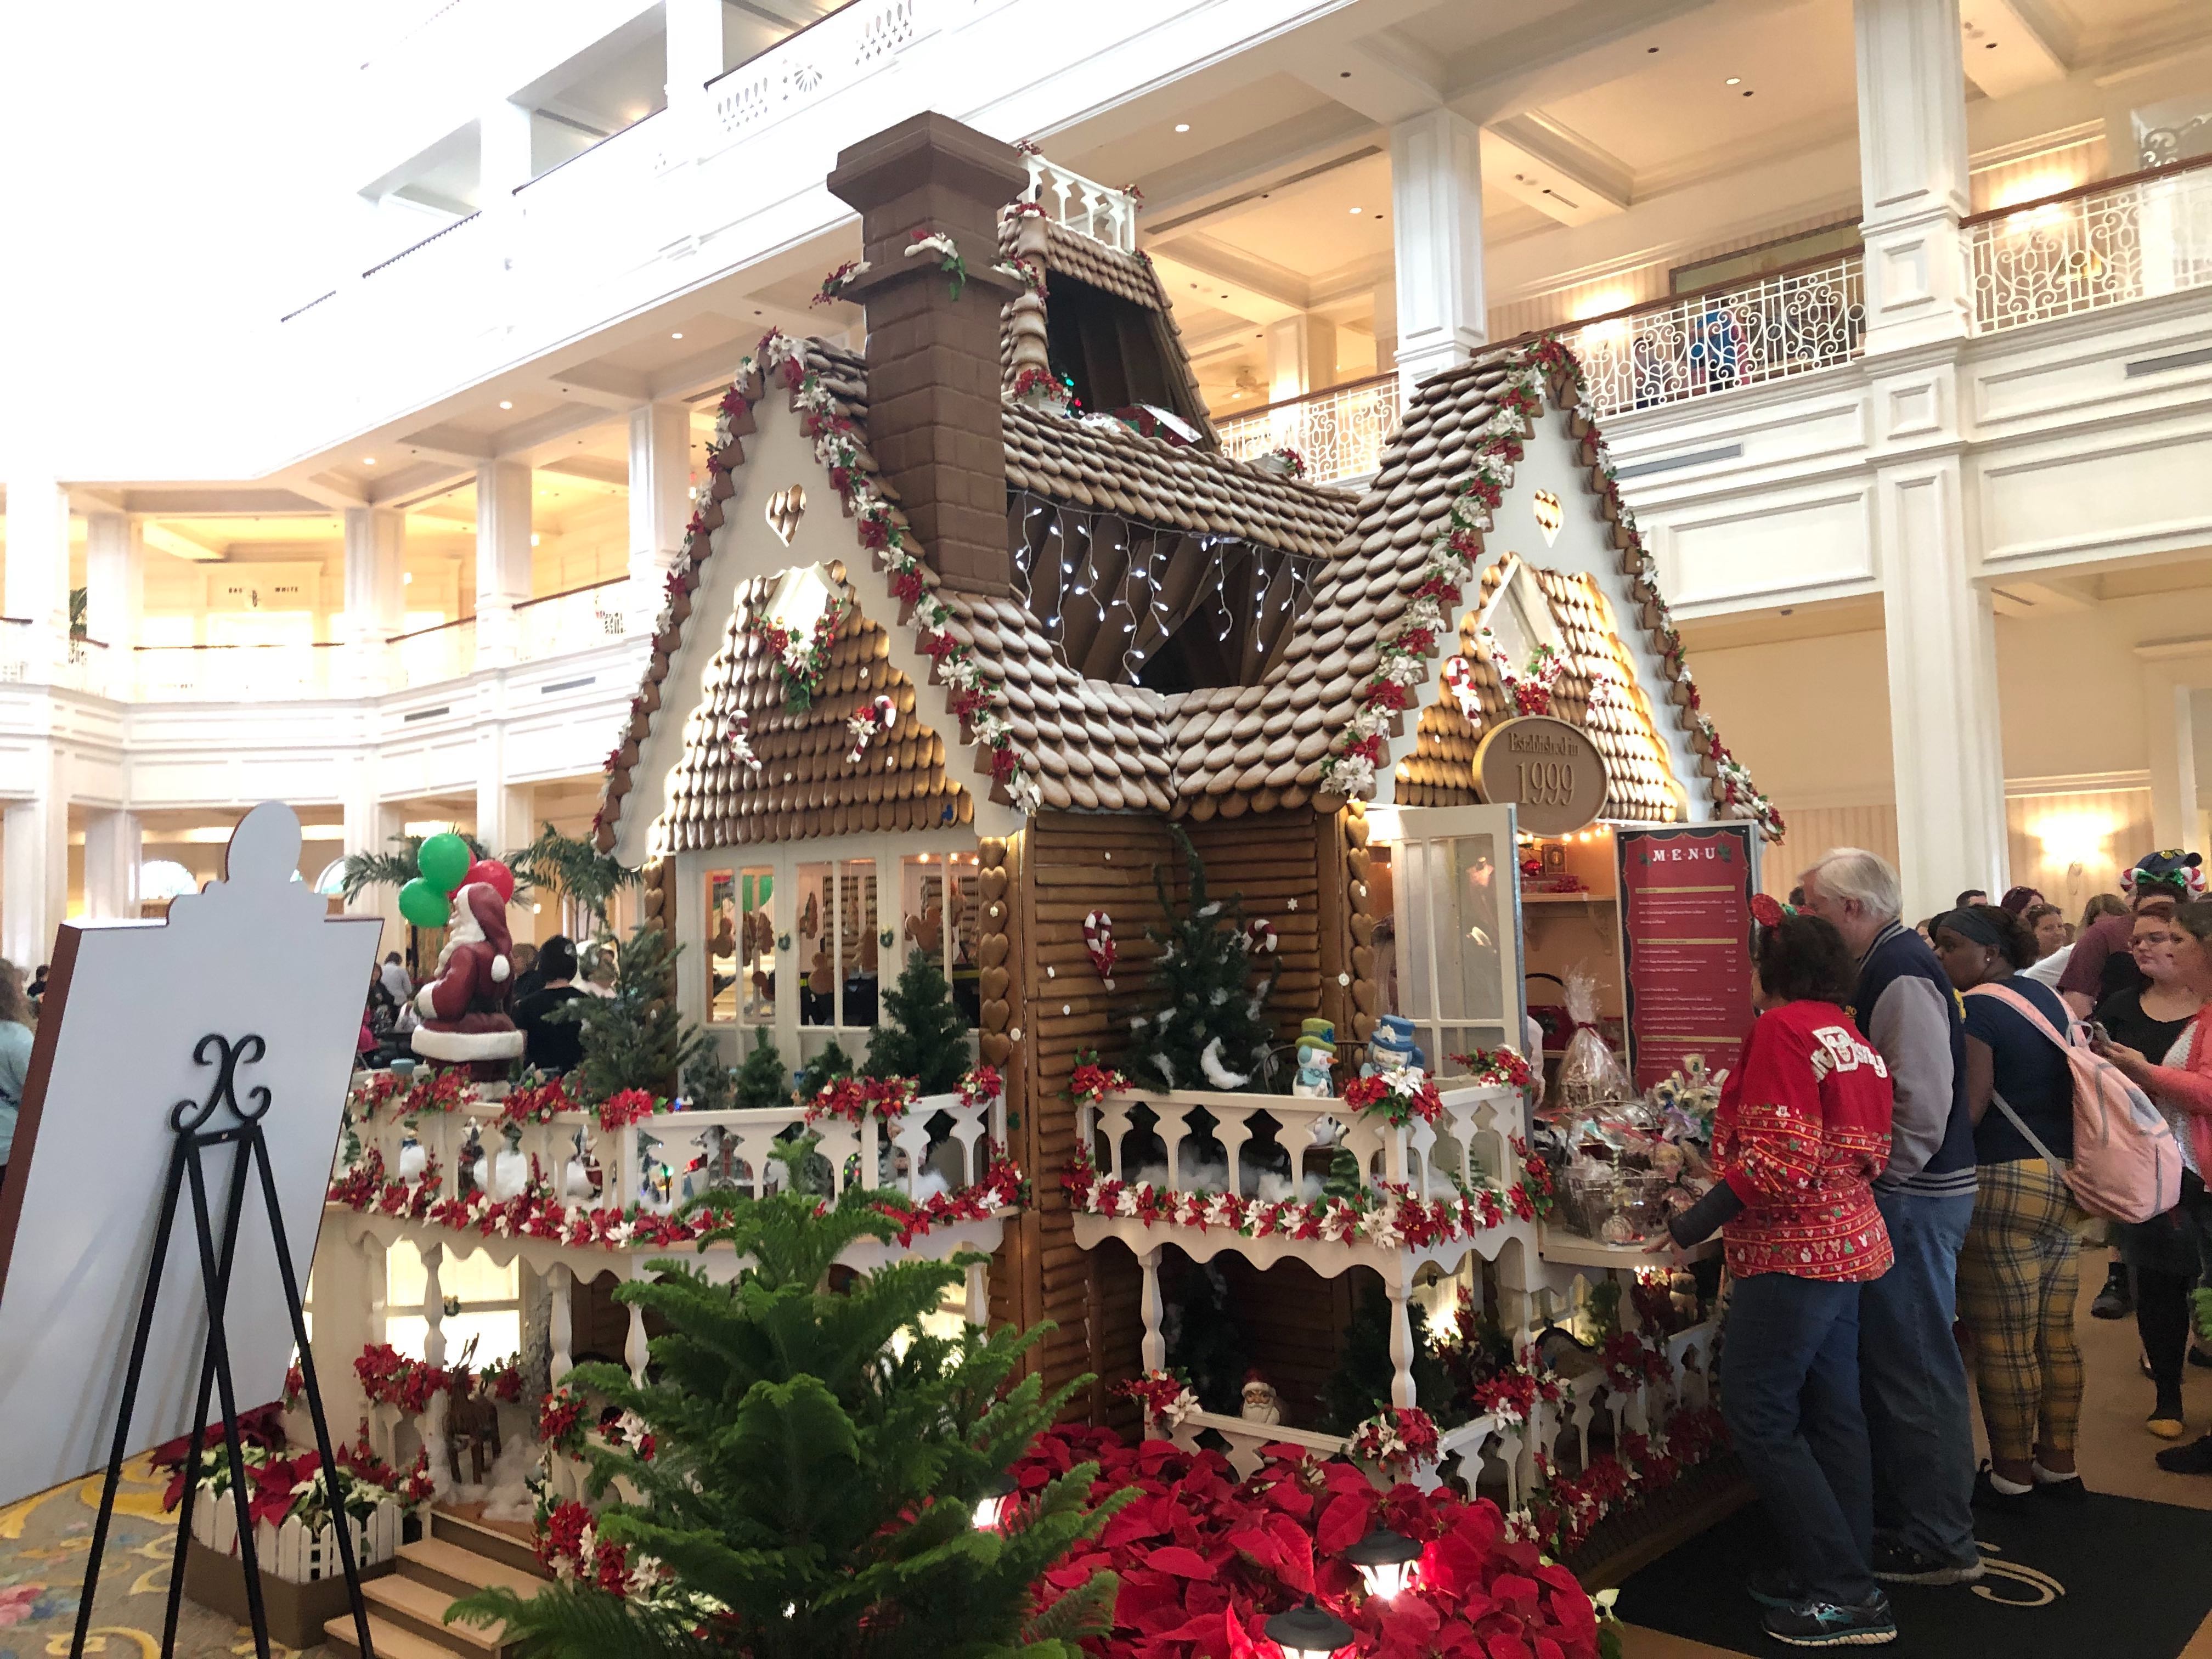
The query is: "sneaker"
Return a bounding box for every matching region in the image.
[1870,1538,1984,1585]
[2156,1432,2212,1475]
[1973,1461,2035,1509]
[2031,1464,2088,1502]
[2092,1265,2133,1319]
[2149,1397,2187,1440]
[1746,1565,1804,1609]
[1762,1595,1897,1647]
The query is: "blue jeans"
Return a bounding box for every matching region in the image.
[1860,1189,1978,1565]
[1721,1271,1877,1606]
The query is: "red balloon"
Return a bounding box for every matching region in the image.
[464,858,516,902]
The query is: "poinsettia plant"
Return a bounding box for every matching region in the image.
[1347,1404,1441,1480]
[1070,1052,1130,1107]
[1014,1426,1609,1659]
[1113,1368,1200,1430]
[1342,1065,1443,1127]
[596,1088,664,1131]
[538,1383,588,1456]
[805,1074,916,1127]
[957,1064,1004,1108]
[748,594,846,713]
[1448,1046,1534,1093]
[503,1073,579,1127]
[153,1410,434,1530]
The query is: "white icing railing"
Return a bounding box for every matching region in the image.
[1166,1408,1517,1503]
[1215,374,1401,487]
[360,1087,1007,1221]
[1079,1083,1519,1206]
[1020,154,1139,253]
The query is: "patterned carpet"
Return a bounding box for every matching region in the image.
[0,1455,323,1659]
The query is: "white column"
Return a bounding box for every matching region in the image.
[2141,650,2210,850]
[2,758,67,967]
[664,0,723,157]
[1138,1247,1165,1374]
[1878,458,2005,916]
[1386,1277,1416,1408]
[1265,315,1337,402]
[628,402,692,632]
[1389,109,1486,397]
[1854,0,1972,352]
[303,1227,377,1448]
[548,1261,575,1384]
[343,506,406,693]
[82,808,142,920]
[82,512,143,652]
[3,478,70,679]
[475,460,533,666]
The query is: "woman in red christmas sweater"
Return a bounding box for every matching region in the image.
[1655,905,1898,1649]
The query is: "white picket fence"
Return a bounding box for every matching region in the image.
[192,1492,405,1583]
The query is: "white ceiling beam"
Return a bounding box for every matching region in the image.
[1485,114,1632,225]
[142,523,224,562]
[1961,0,2071,97]
[276,476,370,512]
[1147,235,1310,324]
[1138,108,1380,224]
[1282,24,1449,127]
[1443,0,1787,123]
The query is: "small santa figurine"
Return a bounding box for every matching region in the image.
[1238,1370,1282,1426]
[411,882,526,1074]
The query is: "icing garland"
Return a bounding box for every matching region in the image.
[904,228,966,300]
[1480,630,1564,718]
[330,1144,1025,1253]
[1060,1145,1512,1250]
[812,257,870,306]
[749,591,848,713]
[751,329,1043,814]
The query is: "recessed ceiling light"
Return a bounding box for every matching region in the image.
[1725,77,1741,85]
[1175,123,1190,133]
[403,572,413,584]
[1350,206,1363,214]
[670,331,684,340]
[363,457,376,465]
[499,399,513,410]
[531,533,541,547]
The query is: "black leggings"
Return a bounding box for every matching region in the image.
[2141,1266,2195,1405]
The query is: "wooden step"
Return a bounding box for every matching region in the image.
[321,1611,458,1659]
[360,1573,506,1653]
[430,1508,544,1579]
[398,1537,549,1603]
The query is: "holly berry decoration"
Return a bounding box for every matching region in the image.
[1082,909,1117,992]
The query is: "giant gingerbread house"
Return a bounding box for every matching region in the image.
[593,113,1773,1498]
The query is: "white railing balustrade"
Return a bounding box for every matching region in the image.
[1166,1408,1515,1501]
[1969,157,2212,332]
[360,1086,1008,1227]
[517,580,631,661]
[57,636,109,695]
[0,618,27,682]
[1215,374,1400,487]
[132,643,338,701]
[1020,154,1140,254]
[708,0,921,150]
[1079,1083,1519,1210]
[393,619,476,687]
[1556,257,1866,418]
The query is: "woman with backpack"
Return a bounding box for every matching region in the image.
[1932,904,2089,1504]
[2091,900,2212,1471]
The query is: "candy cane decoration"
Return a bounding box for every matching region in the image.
[846,693,897,763]
[1246,918,1279,955]
[1083,909,1117,992]
[727,709,763,771]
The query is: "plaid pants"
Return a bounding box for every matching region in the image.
[1957,1159,2086,1462]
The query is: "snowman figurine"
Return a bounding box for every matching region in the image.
[1362,1014,1427,1078]
[1291,1018,1337,1098]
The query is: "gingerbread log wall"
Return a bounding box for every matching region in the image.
[976,833,1032,1336]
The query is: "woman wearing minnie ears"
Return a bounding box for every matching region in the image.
[1651,899,1899,1647]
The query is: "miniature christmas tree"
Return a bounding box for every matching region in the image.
[733,1028,792,1113]
[552,922,712,1103]
[862,948,969,1094]
[795,1036,855,1102]
[1318,1279,1458,1435]
[1126,825,1283,1093]
[450,1143,1127,1657]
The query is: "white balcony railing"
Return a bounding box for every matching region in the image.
[393,618,476,687]
[517,579,631,661]
[1554,256,1867,419]
[706,0,922,152]
[132,642,339,701]
[347,1086,1010,1231]
[1969,153,2212,334]
[1215,374,1401,487]
[1020,153,1140,255]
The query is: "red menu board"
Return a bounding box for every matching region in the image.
[1615,824,1758,1089]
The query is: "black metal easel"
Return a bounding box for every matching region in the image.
[69,1033,376,1659]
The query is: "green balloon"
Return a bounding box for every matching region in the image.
[417,832,472,893]
[399,877,450,929]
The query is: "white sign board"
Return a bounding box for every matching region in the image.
[0,803,380,1507]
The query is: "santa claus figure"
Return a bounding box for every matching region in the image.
[1239,1372,1282,1425]
[411,882,526,1072]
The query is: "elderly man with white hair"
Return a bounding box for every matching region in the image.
[1798,847,1984,1590]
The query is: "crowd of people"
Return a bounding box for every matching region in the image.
[1659,845,2212,1648]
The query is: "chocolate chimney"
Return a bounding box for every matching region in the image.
[827,113,1028,599]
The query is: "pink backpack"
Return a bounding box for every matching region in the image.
[1966,983,2182,1224]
